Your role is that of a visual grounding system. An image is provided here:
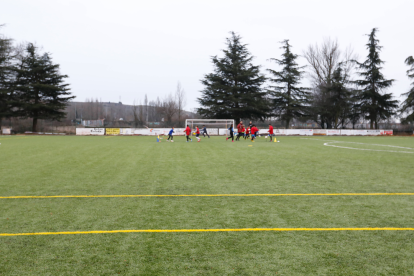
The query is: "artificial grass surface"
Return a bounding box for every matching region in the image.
[1,135,414,275]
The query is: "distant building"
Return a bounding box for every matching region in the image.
[82,119,105,127]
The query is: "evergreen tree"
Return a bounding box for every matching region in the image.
[400,56,414,123]
[267,40,310,129]
[15,43,74,132]
[353,28,398,129]
[323,64,355,128]
[0,28,17,127]
[198,32,268,121]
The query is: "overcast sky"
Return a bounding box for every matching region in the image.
[2,0,413,111]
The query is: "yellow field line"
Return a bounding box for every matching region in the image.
[1,227,414,237]
[1,193,414,199]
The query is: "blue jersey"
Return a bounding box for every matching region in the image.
[203,127,207,133]
[168,129,174,135]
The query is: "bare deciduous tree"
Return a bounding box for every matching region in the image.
[132,99,140,127]
[304,38,358,129]
[162,93,177,123]
[144,93,148,125]
[304,38,356,86]
[175,82,186,125]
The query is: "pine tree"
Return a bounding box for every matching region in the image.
[324,64,356,128]
[400,56,414,123]
[0,28,17,127]
[267,40,310,129]
[198,32,268,121]
[353,28,398,129]
[15,43,74,132]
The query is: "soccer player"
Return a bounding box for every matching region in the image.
[184,125,192,142]
[195,125,201,142]
[202,125,210,138]
[236,121,244,141]
[268,123,274,142]
[245,126,250,140]
[226,124,234,142]
[167,127,174,142]
[250,125,258,141]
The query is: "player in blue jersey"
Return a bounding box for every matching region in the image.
[167,127,174,142]
[226,124,234,142]
[202,125,210,138]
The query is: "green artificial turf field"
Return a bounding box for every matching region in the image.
[1,135,414,275]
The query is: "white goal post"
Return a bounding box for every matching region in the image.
[185,119,235,136]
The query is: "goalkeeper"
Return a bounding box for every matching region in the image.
[202,125,210,138]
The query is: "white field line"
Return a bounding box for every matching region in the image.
[301,138,414,153]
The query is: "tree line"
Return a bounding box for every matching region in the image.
[198,29,414,129]
[0,25,191,132]
[66,83,188,128]
[0,26,74,132]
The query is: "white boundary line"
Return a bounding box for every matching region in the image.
[301,138,414,154]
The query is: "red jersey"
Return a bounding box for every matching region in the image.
[251,127,258,134]
[246,128,250,134]
[185,127,191,136]
[196,127,200,134]
[242,127,245,133]
[237,123,243,132]
[269,125,273,134]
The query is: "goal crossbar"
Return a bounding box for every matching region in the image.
[185,119,235,135]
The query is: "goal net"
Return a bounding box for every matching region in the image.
[185,119,235,136]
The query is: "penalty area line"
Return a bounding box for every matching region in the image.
[1,193,414,199]
[2,228,414,237]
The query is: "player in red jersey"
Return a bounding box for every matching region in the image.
[268,124,274,142]
[250,125,258,141]
[236,121,243,141]
[245,127,250,140]
[195,126,201,142]
[184,125,192,142]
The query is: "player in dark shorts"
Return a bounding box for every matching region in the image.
[195,126,201,142]
[226,124,234,142]
[245,127,250,140]
[268,124,274,142]
[167,127,174,142]
[184,125,192,142]
[202,125,210,138]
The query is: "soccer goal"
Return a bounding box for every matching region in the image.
[185,119,235,136]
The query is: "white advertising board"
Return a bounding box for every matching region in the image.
[327,130,341,135]
[367,130,380,136]
[256,129,288,135]
[286,129,301,135]
[380,130,393,135]
[76,128,105,135]
[300,129,313,136]
[219,128,229,136]
[273,129,286,135]
[119,128,132,135]
[353,130,367,135]
[2,128,11,135]
[73,128,390,136]
[205,128,219,135]
[313,129,327,135]
[340,130,354,136]
[128,128,187,136]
